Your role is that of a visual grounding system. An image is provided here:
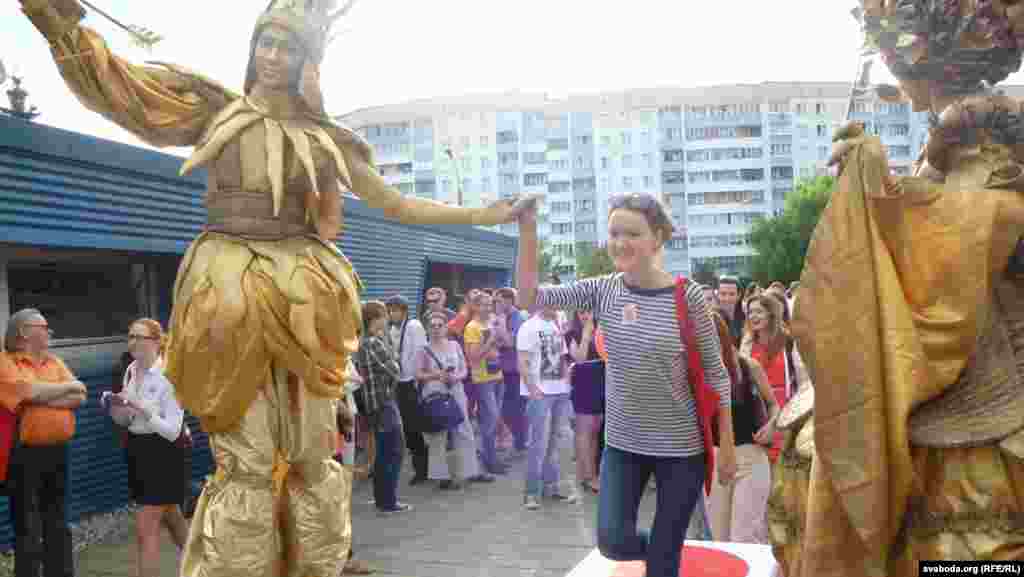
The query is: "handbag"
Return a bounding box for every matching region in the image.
[419,346,466,434]
[673,276,721,497]
[737,356,770,435]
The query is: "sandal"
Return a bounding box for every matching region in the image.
[580,480,599,494]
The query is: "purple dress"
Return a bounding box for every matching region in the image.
[565,330,605,415]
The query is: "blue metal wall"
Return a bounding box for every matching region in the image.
[0,114,517,547]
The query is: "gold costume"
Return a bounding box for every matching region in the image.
[768,131,1024,575]
[19,1,518,575]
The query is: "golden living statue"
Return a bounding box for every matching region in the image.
[769,1,1024,575]
[18,1,528,576]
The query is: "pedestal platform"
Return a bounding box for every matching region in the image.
[565,540,780,577]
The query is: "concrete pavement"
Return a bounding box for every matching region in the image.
[75,445,661,577]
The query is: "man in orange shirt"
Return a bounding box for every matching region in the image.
[1,308,87,577]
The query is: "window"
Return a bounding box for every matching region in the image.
[686,125,762,140]
[576,135,592,146]
[600,177,609,191]
[621,132,631,145]
[818,146,829,160]
[480,135,489,147]
[462,157,471,170]
[499,152,518,167]
[462,179,472,193]
[440,178,450,193]
[575,222,597,234]
[523,151,546,165]
[815,102,824,114]
[575,156,585,169]
[642,153,652,168]
[622,154,632,169]
[481,177,491,191]
[461,136,471,149]
[622,176,633,189]
[891,124,910,137]
[816,124,827,138]
[662,171,685,184]
[663,149,684,162]
[552,223,572,235]
[548,181,571,193]
[481,157,491,169]
[9,260,141,339]
[501,174,517,186]
[889,145,911,158]
[574,199,595,212]
[524,173,547,186]
[601,157,609,170]
[770,143,791,155]
[643,175,653,189]
[771,166,794,179]
[572,178,595,192]
[548,138,569,150]
[497,130,518,144]
[601,135,611,146]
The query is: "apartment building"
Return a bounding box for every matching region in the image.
[339,82,935,279]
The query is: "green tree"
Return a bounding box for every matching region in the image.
[575,242,616,279]
[691,259,718,287]
[749,175,834,285]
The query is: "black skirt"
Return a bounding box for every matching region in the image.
[125,432,186,506]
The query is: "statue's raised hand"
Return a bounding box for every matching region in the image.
[829,121,896,193]
[485,193,542,225]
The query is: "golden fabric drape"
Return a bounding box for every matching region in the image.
[783,135,1024,576]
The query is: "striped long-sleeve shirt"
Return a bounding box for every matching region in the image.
[537,274,730,457]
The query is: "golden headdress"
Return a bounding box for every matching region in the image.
[244,0,355,113]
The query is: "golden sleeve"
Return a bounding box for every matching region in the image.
[332,128,508,227]
[20,0,223,147]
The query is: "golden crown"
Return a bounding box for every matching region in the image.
[254,0,356,64]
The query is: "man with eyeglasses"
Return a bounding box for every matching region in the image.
[0,308,87,577]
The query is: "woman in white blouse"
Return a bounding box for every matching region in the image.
[103,318,189,577]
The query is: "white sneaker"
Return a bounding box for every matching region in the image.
[548,490,579,504]
[523,495,541,510]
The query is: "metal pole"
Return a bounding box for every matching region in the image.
[445,148,463,206]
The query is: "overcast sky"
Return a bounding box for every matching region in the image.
[5,0,1024,159]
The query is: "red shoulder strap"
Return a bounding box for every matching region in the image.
[673,277,704,389]
[674,276,716,496]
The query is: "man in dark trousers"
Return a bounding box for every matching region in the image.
[386,295,430,485]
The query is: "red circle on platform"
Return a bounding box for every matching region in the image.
[609,545,750,577]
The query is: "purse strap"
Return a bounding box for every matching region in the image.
[423,345,445,370]
[673,277,706,401]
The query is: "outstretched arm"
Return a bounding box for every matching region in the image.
[332,127,528,227]
[20,0,229,147]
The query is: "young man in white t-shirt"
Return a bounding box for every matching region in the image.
[517,303,577,510]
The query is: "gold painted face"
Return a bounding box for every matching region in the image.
[252,24,304,91]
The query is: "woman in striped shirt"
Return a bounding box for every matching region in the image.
[515,192,737,577]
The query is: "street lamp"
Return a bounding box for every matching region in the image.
[445,148,463,207]
[0,76,40,122]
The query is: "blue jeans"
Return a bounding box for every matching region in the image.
[597,445,705,577]
[373,402,404,510]
[524,393,572,497]
[475,378,505,472]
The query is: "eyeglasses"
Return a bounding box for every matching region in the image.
[24,323,54,336]
[127,334,158,341]
[608,192,660,211]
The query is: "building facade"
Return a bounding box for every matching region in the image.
[340,82,938,279]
